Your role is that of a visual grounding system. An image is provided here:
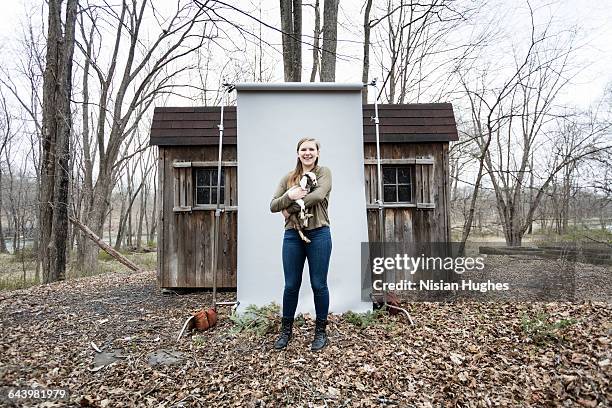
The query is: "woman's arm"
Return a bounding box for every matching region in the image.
[302,167,332,208]
[270,175,294,213]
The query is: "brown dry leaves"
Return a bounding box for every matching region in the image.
[0,269,610,407]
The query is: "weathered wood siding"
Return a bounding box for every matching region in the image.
[159,146,237,288]
[364,142,451,293]
[363,142,450,243]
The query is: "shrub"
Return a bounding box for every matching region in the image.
[229,303,280,336]
[344,309,387,329]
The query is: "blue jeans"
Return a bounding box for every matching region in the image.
[282,226,332,320]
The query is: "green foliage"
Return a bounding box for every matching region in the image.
[344,309,387,329]
[146,239,157,249]
[229,303,280,336]
[520,312,577,345]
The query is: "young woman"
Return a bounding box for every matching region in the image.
[269,137,332,351]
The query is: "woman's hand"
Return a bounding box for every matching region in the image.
[287,187,307,200]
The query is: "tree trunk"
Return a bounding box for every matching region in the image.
[40,0,78,283]
[320,0,339,82]
[39,0,61,282]
[81,177,113,275]
[48,0,78,282]
[136,186,146,249]
[361,0,373,103]
[126,166,133,248]
[149,174,157,244]
[0,170,8,253]
[76,19,95,275]
[309,0,321,82]
[114,190,127,250]
[527,156,534,234]
[280,0,302,82]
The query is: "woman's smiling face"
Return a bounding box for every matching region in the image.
[298,140,319,169]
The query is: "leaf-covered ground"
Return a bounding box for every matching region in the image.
[0,263,610,407]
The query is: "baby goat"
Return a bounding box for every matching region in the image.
[286,172,318,243]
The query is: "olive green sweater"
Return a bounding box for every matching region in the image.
[270,166,332,230]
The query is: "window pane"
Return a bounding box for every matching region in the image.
[383,167,396,184]
[398,167,410,183]
[202,188,210,204]
[398,185,411,202]
[196,170,206,187]
[210,187,225,204]
[384,186,396,202]
[196,187,206,205]
[209,169,225,187]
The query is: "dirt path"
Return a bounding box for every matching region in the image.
[0,268,610,407]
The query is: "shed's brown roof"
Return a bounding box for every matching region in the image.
[149,103,458,146]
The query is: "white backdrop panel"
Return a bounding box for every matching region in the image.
[236,83,370,316]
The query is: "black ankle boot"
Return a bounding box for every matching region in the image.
[274,317,293,350]
[311,319,328,351]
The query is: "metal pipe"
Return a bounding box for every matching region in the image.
[368,80,385,298]
[212,83,237,310]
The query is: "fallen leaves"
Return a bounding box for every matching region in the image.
[0,268,610,407]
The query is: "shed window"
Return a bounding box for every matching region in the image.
[195,168,225,205]
[383,166,413,203]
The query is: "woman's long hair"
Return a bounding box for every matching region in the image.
[287,137,320,188]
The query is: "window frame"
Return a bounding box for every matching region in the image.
[194,167,226,207]
[382,165,414,204]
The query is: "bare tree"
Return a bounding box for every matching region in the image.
[0,8,47,264]
[458,6,611,246]
[0,90,16,254]
[75,0,210,273]
[39,0,78,283]
[370,0,482,103]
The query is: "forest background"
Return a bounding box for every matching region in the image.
[0,0,610,287]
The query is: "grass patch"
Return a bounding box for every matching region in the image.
[533,227,612,245]
[1,248,158,291]
[520,312,577,345]
[0,253,38,291]
[89,251,156,275]
[0,275,39,291]
[344,309,387,329]
[229,303,280,336]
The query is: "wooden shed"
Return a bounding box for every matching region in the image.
[150,103,458,289]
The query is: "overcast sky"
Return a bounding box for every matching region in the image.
[0,0,611,108]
